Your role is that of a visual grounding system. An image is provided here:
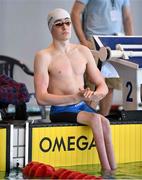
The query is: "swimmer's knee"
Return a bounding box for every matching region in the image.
[101,115,110,126]
[87,113,101,126]
[88,113,110,128]
[77,112,102,126]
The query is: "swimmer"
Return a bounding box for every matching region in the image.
[34,8,117,176]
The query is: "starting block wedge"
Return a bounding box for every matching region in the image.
[92,36,142,110]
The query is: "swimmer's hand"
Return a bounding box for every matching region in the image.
[79,87,94,98]
[78,87,103,103]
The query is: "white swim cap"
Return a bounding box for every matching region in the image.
[47,8,71,31]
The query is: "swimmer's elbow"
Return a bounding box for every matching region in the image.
[36,98,48,106]
[105,85,109,95]
[103,85,109,97]
[100,83,109,98]
[35,93,50,106]
[36,99,47,106]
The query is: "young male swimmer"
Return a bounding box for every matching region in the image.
[34,8,117,176]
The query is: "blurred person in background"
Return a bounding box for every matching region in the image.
[71,0,133,116]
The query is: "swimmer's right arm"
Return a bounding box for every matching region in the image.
[34,52,83,106]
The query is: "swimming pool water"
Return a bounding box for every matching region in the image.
[0,161,142,179]
[66,162,142,179]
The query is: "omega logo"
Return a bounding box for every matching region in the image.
[39,135,96,152]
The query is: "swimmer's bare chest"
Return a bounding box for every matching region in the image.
[48,53,87,94]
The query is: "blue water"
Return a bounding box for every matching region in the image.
[0,161,142,179]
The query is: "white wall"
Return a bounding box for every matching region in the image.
[0,0,142,104]
[130,0,142,35]
[0,0,79,94]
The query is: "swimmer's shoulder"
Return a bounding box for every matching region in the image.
[34,45,53,63]
[73,43,91,54]
[71,43,95,64]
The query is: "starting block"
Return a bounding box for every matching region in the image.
[93,36,142,110]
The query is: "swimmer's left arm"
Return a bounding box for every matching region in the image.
[80,45,108,100]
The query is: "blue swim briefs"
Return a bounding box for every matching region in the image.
[50,101,96,123]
